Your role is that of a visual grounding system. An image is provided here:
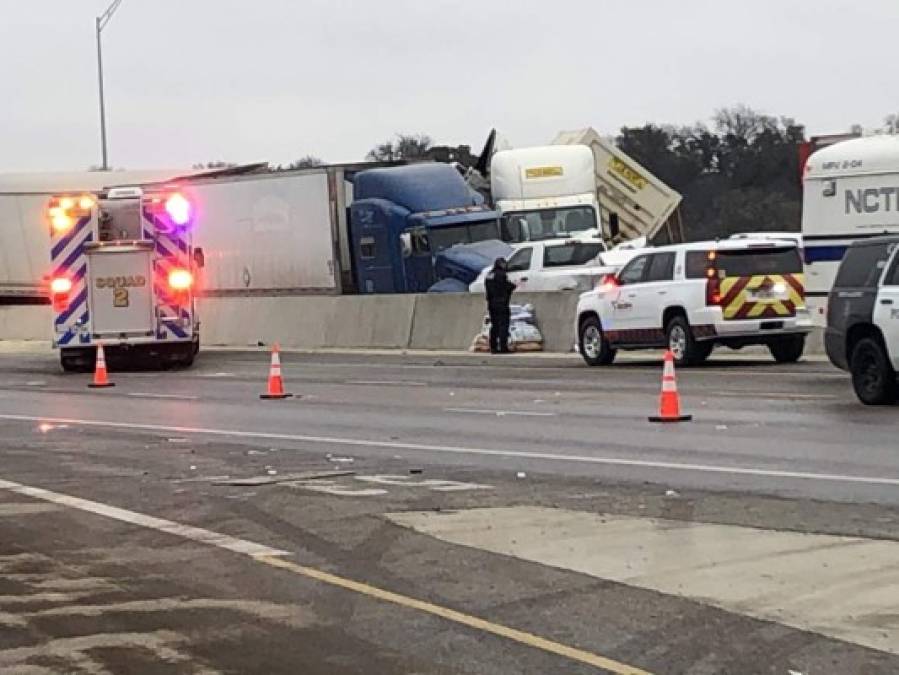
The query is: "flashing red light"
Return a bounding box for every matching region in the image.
[164,193,192,226]
[50,277,73,312]
[168,268,193,291]
[50,277,73,295]
[597,273,619,293]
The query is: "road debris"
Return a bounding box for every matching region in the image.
[213,470,354,487]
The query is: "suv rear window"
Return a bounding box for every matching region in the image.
[543,242,603,268]
[716,248,802,276]
[834,244,894,288]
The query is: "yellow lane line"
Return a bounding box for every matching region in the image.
[256,554,653,675]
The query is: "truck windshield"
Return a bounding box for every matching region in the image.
[501,206,597,242]
[426,220,501,252]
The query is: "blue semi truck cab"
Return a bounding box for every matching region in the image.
[350,163,500,293]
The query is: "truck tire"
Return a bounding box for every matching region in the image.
[769,335,805,363]
[60,349,91,373]
[666,315,709,366]
[170,342,196,368]
[850,337,897,405]
[579,316,616,366]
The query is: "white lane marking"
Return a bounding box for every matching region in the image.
[0,478,288,558]
[445,408,557,417]
[710,391,837,400]
[127,393,199,401]
[346,380,427,387]
[354,475,492,492]
[1,413,897,488]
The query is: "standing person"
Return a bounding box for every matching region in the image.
[485,257,515,354]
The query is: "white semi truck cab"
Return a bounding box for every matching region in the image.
[490,145,606,243]
[47,185,201,371]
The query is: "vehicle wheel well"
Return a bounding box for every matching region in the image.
[579,311,600,329]
[846,323,885,362]
[662,306,687,328]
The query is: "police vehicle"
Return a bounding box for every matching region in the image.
[575,238,812,366]
[825,236,899,404]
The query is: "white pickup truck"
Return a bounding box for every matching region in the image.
[469,235,641,293]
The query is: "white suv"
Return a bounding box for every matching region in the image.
[575,238,814,366]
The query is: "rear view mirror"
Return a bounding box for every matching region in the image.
[399,232,412,258]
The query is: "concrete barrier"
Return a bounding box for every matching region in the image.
[0,295,827,356]
[198,295,415,349]
[0,306,50,341]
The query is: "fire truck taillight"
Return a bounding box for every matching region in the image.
[50,277,73,311]
[165,193,192,227]
[50,277,73,295]
[168,268,194,291]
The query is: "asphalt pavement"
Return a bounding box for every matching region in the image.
[0,345,897,674]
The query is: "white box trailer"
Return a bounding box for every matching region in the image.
[802,135,899,324]
[181,169,347,296]
[553,127,683,242]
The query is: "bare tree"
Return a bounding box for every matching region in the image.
[192,161,236,170]
[288,155,325,169]
[713,105,776,142]
[885,114,899,135]
[366,133,433,162]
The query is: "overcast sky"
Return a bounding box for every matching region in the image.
[2,0,896,172]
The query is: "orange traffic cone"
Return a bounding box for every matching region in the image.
[649,350,691,423]
[88,343,115,388]
[260,344,292,399]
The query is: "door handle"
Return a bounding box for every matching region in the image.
[881,299,894,305]
[627,293,637,298]
[520,277,529,282]
[658,290,667,295]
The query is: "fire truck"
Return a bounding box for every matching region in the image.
[47,185,201,371]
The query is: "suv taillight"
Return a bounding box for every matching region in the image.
[705,251,721,305]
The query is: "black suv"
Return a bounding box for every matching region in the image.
[825,236,899,404]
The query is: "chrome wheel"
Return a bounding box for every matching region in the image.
[583,325,601,360]
[668,325,687,360]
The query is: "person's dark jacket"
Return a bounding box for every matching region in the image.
[485,268,515,309]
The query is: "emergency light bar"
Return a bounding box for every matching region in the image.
[144,189,195,231]
[47,194,95,234]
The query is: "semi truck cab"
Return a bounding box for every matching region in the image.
[349,163,500,293]
[490,145,602,244]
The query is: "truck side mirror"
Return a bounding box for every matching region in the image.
[193,247,205,269]
[608,212,621,241]
[519,219,530,242]
[399,232,412,258]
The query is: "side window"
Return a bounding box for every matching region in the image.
[834,244,893,288]
[645,252,676,282]
[886,247,899,286]
[685,250,713,279]
[618,255,649,285]
[506,247,533,273]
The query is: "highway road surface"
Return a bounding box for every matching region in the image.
[0,345,897,674]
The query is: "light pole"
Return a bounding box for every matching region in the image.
[96,0,124,171]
